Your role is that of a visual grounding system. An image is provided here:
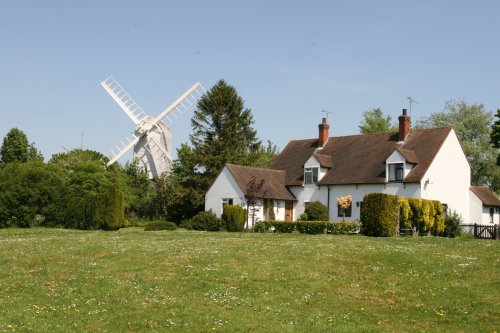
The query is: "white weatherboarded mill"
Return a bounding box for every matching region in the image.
[101,77,205,178]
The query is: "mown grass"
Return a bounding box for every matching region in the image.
[0,228,498,332]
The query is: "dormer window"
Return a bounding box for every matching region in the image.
[304,167,319,184]
[388,163,404,181]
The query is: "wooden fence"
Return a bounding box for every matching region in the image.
[460,224,499,239]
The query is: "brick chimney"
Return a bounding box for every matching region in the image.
[318,118,330,147]
[398,109,411,141]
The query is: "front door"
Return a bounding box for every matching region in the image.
[285,201,293,221]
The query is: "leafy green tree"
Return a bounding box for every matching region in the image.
[304,201,329,221]
[415,99,498,189]
[251,140,279,168]
[0,161,66,227]
[0,128,43,165]
[190,79,261,182]
[123,158,156,219]
[93,177,124,230]
[491,109,500,166]
[359,108,397,134]
[170,80,268,221]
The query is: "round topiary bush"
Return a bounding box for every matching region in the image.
[144,220,177,231]
[191,211,223,232]
[304,201,329,221]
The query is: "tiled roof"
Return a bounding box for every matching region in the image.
[271,127,453,186]
[470,186,500,206]
[225,164,297,201]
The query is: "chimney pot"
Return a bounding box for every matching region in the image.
[398,109,411,141]
[318,118,330,147]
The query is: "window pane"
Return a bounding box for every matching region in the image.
[312,168,318,182]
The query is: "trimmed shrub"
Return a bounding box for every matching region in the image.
[399,198,412,230]
[191,211,223,232]
[144,220,177,231]
[254,221,271,233]
[93,178,124,231]
[326,221,361,234]
[304,201,329,221]
[361,193,399,237]
[296,221,326,234]
[271,221,296,233]
[432,201,445,236]
[222,205,246,232]
[179,219,193,230]
[443,210,462,238]
[299,213,309,221]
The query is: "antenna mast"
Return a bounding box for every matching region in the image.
[321,109,334,122]
[407,97,418,117]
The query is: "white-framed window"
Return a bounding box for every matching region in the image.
[388,163,404,182]
[221,198,233,213]
[304,167,319,184]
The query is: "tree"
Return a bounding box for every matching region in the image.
[415,99,499,189]
[170,80,267,221]
[0,128,43,165]
[190,79,261,181]
[359,108,397,134]
[0,161,66,227]
[93,176,124,230]
[245,176,265,229]
[491,109,500,166]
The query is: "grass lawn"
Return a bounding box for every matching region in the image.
[0,228,498,332]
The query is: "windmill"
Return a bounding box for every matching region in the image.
[101,76,205,178]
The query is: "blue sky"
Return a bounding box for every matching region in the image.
[1,1,499,163]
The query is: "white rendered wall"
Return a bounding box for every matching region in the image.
[327,183,421,222]
[205,167,246,217]
[420,130,471,223]
[469,191,483,224]
[289,185,328,220]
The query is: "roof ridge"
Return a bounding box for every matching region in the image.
[226,163,285,173]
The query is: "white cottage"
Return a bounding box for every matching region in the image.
[205,109,500,225]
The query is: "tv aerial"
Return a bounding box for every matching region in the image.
[321,109,334,122]
[407,97,418,117]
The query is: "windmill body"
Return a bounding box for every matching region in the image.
[101,76,204,178]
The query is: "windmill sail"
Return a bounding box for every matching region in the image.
[102,77,204,178]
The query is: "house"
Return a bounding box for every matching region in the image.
[205,109,499,226]
[469,186,500,224]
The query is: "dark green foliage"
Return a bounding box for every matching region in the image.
[0,128,43,165]
[304,201,329,221]
[254,221,360,235]
[190,79,261,180]
[191,211,223,232]
[443,210,463,238]
[271,221,295,233]
[326,221,361,234]
[0,162,66,227]
[64,195,96,230]
[179,219,194,230]
[222,205,246,232]
[93,177,124,230]
[296,221,326,234]
[144,221,177,231]
[491,109,500,166]
[253,221,271,233]
[299,213,309,221]
[359,108,397,134]
[361,193,400,237]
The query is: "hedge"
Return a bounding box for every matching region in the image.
[361,193,445,237]
[144,220,177,231]
[253,221,360,235]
